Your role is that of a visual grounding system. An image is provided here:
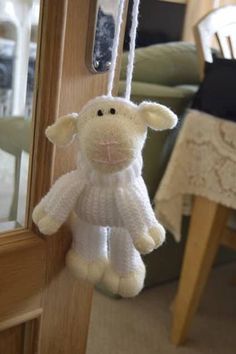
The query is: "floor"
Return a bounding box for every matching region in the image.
[87,262,236,354]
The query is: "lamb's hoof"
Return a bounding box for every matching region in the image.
[33,205,60,235]
[102,264,146,298]
[32,204,46,224]
[66,249,108,284]
[38,215,61,235]
[149,224,166,249]
[134,235,155,255]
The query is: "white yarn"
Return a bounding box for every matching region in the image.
[107,0,126,96]
[72,217,108,262]
[109,227,144,275]
[33,152,159,296]
[40,153,161,243]
[107,0,141,99]
[32,94,177,296]
[124,0,140,100]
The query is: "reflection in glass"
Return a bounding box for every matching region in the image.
[88,0,119,73]
[0,0,40,232]
[93,0,116,72]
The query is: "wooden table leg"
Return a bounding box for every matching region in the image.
[171,196,229,345]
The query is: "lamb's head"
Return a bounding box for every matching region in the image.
[46,96,177,174]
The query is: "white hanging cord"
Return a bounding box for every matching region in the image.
[125,0,141,100]
[107,0,126,96]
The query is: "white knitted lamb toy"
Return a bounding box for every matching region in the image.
[33,95,177,297]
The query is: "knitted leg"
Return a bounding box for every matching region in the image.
[102,227,146,297]
[66,215,108,284]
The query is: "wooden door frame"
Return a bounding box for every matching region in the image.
[0,0,127,352]
[29,0,68,221]
[0,0,68,348]
[0,0,68,245]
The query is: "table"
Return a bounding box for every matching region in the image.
[154,109,236,344]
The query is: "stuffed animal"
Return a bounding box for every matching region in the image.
[33,95,177,297]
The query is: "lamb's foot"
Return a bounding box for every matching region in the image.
[149,223,166,248]
[134,223,166,254]
[32,205,61,235]
[66,249,108,284]
[32,204,46,224]
[102,263,146,298]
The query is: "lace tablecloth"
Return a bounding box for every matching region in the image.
[154,109,236,241]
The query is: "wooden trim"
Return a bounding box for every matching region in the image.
[0,230,44,253]
[28,0,68,226]
[0,234,45,324]
[23,316,42,354]
[0,310,42,332]
[23,0,44,230]
[0,0,67,241]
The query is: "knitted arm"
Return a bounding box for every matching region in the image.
[33,169,84,235]
[116,177,165,254]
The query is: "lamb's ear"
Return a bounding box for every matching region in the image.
[45,113,78,146]
[138,102,177,131]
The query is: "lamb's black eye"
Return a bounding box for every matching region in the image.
[110,108,116,115]
[97,109,103,116]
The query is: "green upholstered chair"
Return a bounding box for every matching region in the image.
[119,42,200,114]
[119,41,200,200]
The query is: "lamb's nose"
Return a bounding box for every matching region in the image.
[98,140,121,162]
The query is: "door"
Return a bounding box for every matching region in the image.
[0,0,124,353]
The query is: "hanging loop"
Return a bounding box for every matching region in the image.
[124,0,140,100]
[107,0,126,96]
[107,0,141,100]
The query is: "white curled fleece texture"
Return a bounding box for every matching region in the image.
[33,96,177,297]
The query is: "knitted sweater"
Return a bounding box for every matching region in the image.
[42,152,158,242]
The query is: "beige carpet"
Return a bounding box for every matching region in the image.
[87,262,236,354]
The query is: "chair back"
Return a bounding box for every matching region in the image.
[194,5,236,76]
